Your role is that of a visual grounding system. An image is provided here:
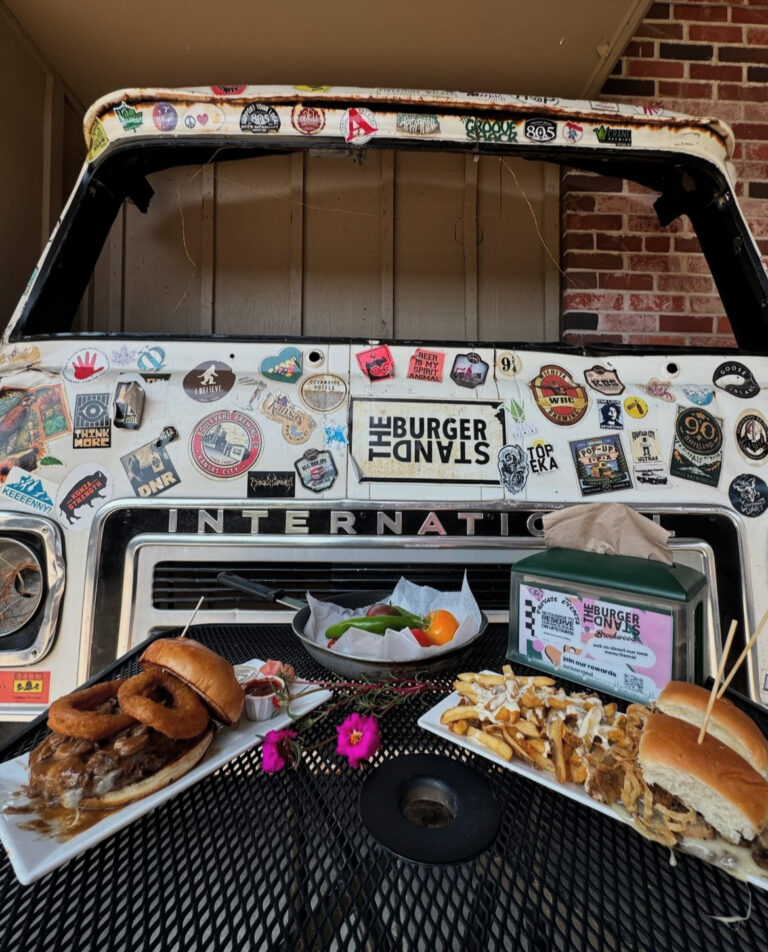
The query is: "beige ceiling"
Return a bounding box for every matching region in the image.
[4,0,651,113]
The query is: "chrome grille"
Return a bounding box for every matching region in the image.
[152,560,514,611]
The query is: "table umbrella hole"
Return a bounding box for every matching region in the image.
[360,754,501,863]
[399,778,457,828]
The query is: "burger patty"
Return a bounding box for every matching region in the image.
[27,721,206,805]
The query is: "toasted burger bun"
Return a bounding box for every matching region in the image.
[655,680,768,776]
[638,712,768,844]
[140,637,244,725]
[80,724,215,809]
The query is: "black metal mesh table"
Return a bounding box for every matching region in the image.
[1,623,766,952]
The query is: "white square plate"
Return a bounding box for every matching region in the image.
[419,688,768,892]
[0,659,331,885]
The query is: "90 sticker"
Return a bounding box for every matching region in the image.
[670,406,723,487]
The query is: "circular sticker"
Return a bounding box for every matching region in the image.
[729,474,768,518]
[183,360,235,403]
[56,463,113,531]
[675,406,722,455]
[735,410,768,463]
[623,396,648,419]
[182,106,224,131]
[63,347,110,384]
[212,85,247,96]
[190,411,262,479]
[240,103,280,133]
[291,104,326,135]
[713,361,759,399]
[340,107,377,145]
[496,352,522,377]
[299,373,348,412]
[152,102,178,132]
[529,365,588,426]
[137,345,166,372]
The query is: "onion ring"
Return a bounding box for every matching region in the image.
[48,680,137,741]
[117,670,209,739]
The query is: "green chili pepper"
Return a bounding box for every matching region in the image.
[391,605,427,628]
[325,614,415,640]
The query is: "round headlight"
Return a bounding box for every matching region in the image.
[0,539,43,637]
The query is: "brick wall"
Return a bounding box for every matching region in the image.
[561,0,768,348]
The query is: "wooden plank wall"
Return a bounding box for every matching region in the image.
[92,150,560,343]
[0,8,84,327]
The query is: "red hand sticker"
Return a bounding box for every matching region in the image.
[72,351,104,380]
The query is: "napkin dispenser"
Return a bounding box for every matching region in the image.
[508,547,708,704]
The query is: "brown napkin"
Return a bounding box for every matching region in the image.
[541,502,673,564]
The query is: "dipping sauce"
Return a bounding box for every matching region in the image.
[245,676,281,698]
[243,676,285,721]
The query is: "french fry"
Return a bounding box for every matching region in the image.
[568,751,587,784]
[525,738,549,754]
[440,705,479,724]
[546,696,572,710]
[448,669,625,787]
[513,719,540,738]
[473,674,506,687]
[549,716,567,783]
[467,725,513,761]
[519,691,541,708]
[520,676,557,688]
[453,682,479,701]
[501,728,556,773]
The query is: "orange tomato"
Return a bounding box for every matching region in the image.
[424,610,459,646]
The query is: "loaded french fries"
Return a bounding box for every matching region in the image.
[441,669,768,876]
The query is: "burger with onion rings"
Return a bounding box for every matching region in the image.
[26,638,244,810]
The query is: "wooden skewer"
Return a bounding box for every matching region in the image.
[697,618,738,744]
[716,609,768,701]
[178,595,205,639]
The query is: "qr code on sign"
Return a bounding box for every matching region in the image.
[623,672,644,694]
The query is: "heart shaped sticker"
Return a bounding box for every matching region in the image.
[260,347,303,383]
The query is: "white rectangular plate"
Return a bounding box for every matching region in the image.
[419,689,768,892]
[0,660,331,885]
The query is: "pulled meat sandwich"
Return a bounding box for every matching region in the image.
[655,680,768,776]
[27,638,243,810]
[638,712,768,846]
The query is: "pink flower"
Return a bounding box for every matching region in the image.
[336,713,380,768]
[261,729,297,773]
[260,659,296,682]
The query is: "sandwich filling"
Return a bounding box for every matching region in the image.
[27,714,207,809]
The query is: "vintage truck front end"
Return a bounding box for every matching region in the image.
[0,85,766,728]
